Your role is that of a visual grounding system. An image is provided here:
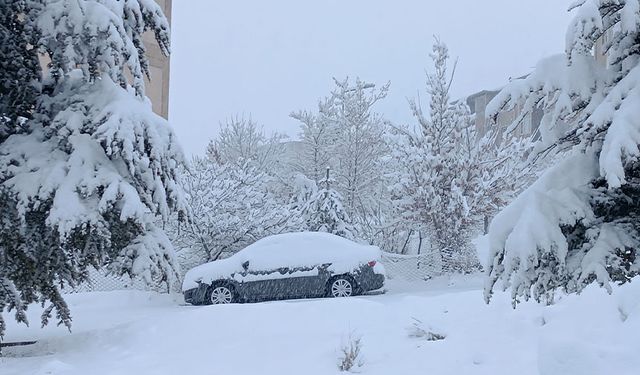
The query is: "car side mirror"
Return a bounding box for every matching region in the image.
[242,260,250,271]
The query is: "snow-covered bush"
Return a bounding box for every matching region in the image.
[485,0,640,305]
[338,332,364,372]
[0,0,185,337]
[171,115,298,268]
[168,156,292,265]
[407,317,446,341]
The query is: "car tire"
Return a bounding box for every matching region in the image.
[204,283,236,305]
[327,275,357,298]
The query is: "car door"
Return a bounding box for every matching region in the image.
[260,266,298,300]
[278,264,327,299]
[233,260,280,301]
[241,265,306,300]
[239,263,323,300]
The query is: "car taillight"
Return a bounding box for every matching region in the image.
[367,260,377,267]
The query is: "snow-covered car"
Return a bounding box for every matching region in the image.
[182,232,385,305]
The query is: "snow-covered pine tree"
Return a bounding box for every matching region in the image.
[300,167,355,240]
[0,0,186,337]
[289,173,319,220]
[484,0,640,306]
[0,0,40,140]
[387,40,482,273]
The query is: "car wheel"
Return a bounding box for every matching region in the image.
[206,284,235,305]
[328,276,356,298]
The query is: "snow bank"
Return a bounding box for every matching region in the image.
[183,232,381,290]
[3,276,638,375]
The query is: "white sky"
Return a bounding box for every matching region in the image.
[169,1,573,156]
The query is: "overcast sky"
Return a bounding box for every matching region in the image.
[169,1,573,156]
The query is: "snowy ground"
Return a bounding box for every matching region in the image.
[2,275,639,375]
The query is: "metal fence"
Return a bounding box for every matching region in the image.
[63,249,442,294]
[381,251,443,282]
[62,268,179,294]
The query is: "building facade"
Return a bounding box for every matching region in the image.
[467,34,610,144]
[465,88,543,142]
[145,0,172,119]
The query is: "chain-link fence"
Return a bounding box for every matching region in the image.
[63,248,443,295]
[62,249,212,294]
[381,250,443,282]
[62,268,179,294]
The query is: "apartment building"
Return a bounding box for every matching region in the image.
[465,88,543,141]
[466,35,609,143]
[144,0,172,120]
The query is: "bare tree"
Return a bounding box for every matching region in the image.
[291,78,391,242]
[290,103,337,183]
[325,77,390,222]
[207,115,286,172]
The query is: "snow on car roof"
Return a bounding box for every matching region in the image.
[241,232,378,264]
